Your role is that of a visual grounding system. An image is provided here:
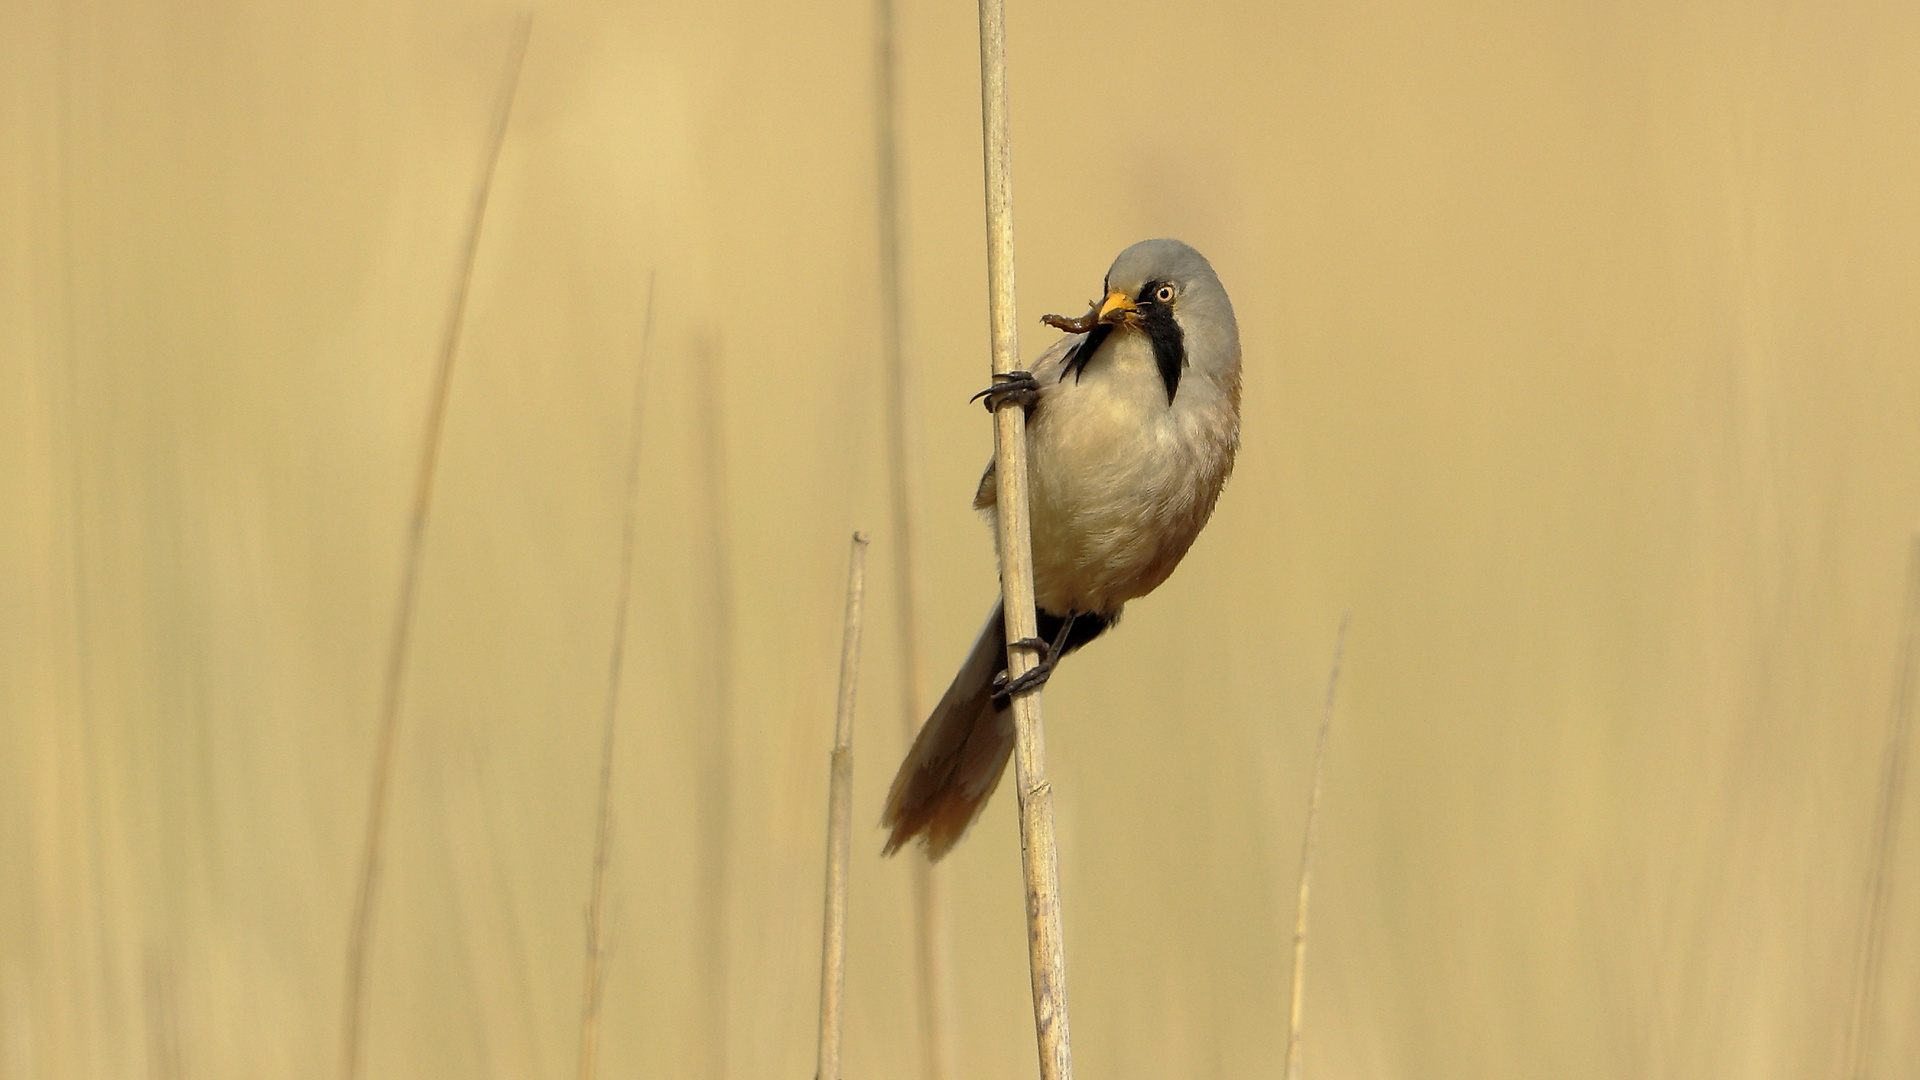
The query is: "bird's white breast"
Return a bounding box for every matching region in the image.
[1020,328,1237,616]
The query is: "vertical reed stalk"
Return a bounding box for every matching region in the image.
[907,864,955,1080]
[576,275,656,1080]
[1286,613,1350,1080]
[815,533,872,1080]
[694,339,737,1080]
[1841,531,1920,1080]
[974,1,1072,1074]
[871,0,956,1071]
[338,18,530,1080]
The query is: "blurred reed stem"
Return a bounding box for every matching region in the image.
[870,0,956,1069]
[695,338,737,1080]
[338,17,530,1080]
[974,0,1073,1074]
[1286,613,1350,1080]
[1841,530,1920,1080]
[576,274,656,1080]
[815,533,871,1080]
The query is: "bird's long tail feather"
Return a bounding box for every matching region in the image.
[882,602,1014,860]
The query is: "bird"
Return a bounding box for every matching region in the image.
[882,238,1242,860]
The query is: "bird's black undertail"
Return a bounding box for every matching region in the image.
[1036,607,1113,657]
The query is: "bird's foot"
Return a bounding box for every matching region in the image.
[991,658,1057,710]
[990,617,1078,710]
[971,370,1040,413]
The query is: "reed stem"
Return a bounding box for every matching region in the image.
[338,18,530,1080]
[576,274,656,1080]
[1841,531,1920,1080]
[870,0,957,1070]
[974,1,1072,1073]
[693,339,738,1080]
[815,533,871,1080]
[1286,613,1350,1080]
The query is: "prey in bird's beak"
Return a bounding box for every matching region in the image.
[1040,290,1138,335]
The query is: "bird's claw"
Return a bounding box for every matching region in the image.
[971,370,1040,413]
[991,658,1056,710]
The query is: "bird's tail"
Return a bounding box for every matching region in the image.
[882,601,1014,860]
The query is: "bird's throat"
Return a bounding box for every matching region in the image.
[1062,317,1184,404]
[1062,322,1113,384]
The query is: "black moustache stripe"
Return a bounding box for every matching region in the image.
[1136,287,1186,404]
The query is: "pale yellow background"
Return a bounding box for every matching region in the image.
[6,0,1920,1077]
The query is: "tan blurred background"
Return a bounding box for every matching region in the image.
[7,0,1920,1076]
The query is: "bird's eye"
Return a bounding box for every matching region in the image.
[1154,283,1176,304]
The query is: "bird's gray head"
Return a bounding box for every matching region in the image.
[1091,239,1240,402]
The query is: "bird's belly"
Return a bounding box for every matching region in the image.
[1024,378,1222,616]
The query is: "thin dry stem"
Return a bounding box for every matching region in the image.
[338,17,530,1080]
[871,0,956,1068]
[908,864,955,1080]
[815,533,871,1080]
[1286,613,1350,1080]
[1841,530,1920,1080]
[576,274,656,1080]
[975,0,1073,1074]
[694,339,737,1080]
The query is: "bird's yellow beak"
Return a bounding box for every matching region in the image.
[1097,290,1138,324]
